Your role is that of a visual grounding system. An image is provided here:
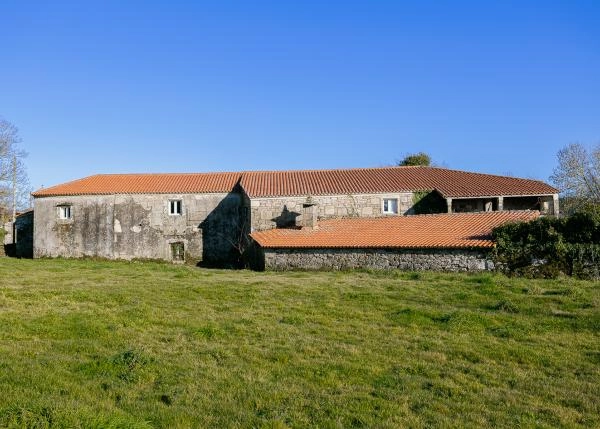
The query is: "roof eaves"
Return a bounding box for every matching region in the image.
[256,243,495,250]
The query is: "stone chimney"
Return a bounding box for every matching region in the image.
[298,198,318,229]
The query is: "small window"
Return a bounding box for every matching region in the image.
[58,205,72,219]
[171,242,184,261]
[169,200,182,216]
[382,198,398,215]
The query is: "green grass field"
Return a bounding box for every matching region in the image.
[0,258,598,428]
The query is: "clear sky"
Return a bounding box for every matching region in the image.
[2,1,599,191]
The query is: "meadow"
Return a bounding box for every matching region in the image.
[0,258,598,428]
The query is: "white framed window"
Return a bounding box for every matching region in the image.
[169,200,182,216]
[382,198,398,215]
[58,205,72,219]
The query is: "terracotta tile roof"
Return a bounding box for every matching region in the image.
[240,166,558,198]
[31,173,242,197]
[32,166,558,199]
[250,211,540,249]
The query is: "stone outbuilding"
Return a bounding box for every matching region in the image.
[250,211,540,271]
[3,210,34,258]
[30,166,558,266]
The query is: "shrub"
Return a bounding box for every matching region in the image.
[492,211,600,279]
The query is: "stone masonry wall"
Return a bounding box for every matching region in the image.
[14,211,34,258]
[263,248,494,272]
[250,192,415,231]
[34,192,243,264]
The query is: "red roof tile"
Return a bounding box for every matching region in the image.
[31,173,241,197]
[240,166,558,198]
[32,167,558,199]
[250,211,540,249]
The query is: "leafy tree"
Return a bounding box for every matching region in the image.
[0,117,31,221]
[550,143,600,213]
[398,152,431,167]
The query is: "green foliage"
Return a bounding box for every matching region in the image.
[0,259,599,427]
[492,210,600,279]
[398,152,431,166]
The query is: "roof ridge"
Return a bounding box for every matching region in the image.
[239,165,547,183]
[322,210,539,221]
[92,171,242,177]
[37,165,551,180]
[240,165,435,174]
[240,165,428,174]
[32,166,558,198]
[426,166,548,183]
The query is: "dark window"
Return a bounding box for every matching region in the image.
[169,200,182,215]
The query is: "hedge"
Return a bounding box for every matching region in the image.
[492,209,600,279]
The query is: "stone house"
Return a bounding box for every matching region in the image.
[250,211,539,271]
[32,173,243,265]
[30,166,559,266]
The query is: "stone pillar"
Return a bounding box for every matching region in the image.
[446,198,453,214]
[553,193,560,217]
[497,196,504,211]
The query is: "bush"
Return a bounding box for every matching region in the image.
[492,211,600,279]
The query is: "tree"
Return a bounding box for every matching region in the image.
[550,143,600,213]
[0,117,31,222]
[398,152,431,167]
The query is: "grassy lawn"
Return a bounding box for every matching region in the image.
[0,258,598,428]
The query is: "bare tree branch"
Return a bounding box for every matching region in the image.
[550,142,600,213]
[0,117,31,221]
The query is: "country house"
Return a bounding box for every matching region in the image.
[30,166,559,270]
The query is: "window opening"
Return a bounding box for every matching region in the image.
[171,242,185,261]
[383,198,398,214]
[169,200,182,216]
[58,205,72,219]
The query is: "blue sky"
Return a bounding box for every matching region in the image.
[2,1,599,190]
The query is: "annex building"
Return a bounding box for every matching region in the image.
[30,166,559,270]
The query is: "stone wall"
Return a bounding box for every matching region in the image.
[2,222,12,246]
[250,192,415,231]
[13,211,34,258]
[262,248,494,272]
[33,192,243,265]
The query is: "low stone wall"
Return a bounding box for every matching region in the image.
[262,248,494,272]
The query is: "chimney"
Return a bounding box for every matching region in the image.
[298,198,318,229]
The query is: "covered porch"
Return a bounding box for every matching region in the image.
[444,194,559,216]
